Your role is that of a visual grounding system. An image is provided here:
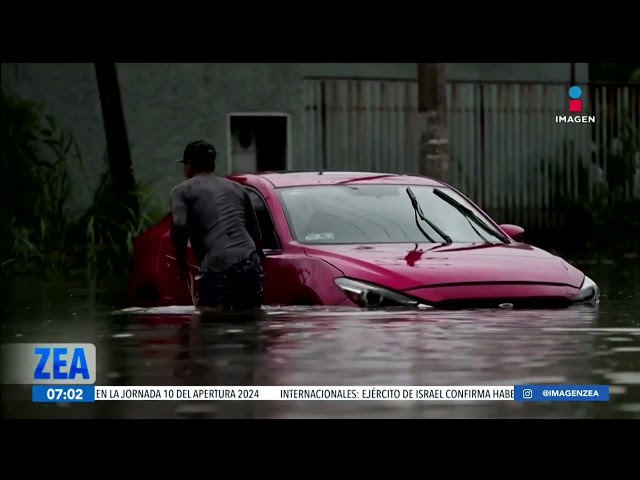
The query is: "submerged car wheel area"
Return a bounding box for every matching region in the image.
[127,171,600,310]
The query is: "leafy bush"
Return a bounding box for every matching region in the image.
[77,162,164,273]
[0,90,164,277]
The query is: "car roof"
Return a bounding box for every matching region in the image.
[227,171,447,188]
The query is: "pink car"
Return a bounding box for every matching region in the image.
[127,171,600,309]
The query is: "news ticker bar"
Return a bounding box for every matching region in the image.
[31,385,610,403]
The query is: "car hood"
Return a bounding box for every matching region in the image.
[303,243,585,291]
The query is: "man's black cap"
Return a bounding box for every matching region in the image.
[174,140,217,166]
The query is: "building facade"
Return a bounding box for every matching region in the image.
[6,62,617,228]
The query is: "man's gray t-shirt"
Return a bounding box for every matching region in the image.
[170,174,261,273]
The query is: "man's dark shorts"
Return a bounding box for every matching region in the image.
[196,252,264,311]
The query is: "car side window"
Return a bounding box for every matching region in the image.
[246,189,280,250]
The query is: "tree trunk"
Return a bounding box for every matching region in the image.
[94,63,139,218]
[417,63,450,181]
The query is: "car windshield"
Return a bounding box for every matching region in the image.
[277,184,499,244]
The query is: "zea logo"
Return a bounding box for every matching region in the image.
[0,343,96,385]
[555,85,596,124]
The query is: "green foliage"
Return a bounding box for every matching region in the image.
[0,91,78,272]
[0,90,164,277]
[76,161,165,273]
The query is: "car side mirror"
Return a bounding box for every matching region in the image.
[499,224,525,242]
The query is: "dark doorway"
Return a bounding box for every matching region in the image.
[228,114,288,173]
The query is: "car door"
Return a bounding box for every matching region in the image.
[245,187,303,306]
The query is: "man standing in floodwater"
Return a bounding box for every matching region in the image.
[170,140,264,311]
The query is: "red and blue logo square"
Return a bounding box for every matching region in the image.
[569,86,582,112]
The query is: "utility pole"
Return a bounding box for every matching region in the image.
[94,63,139,218]
[417,63,450,181]
[570,63,576,84]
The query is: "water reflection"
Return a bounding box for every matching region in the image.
[1,261,640,418]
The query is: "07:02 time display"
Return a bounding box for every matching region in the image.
[32,385,95,403]
[46,387,84,401]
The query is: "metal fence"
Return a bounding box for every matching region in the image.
[303,78,640,228]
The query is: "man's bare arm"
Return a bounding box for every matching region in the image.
[170,186,189,273]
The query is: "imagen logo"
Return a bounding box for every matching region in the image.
[555,85,595,124]
[1,343,96,385]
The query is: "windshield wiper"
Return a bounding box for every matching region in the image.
[433,188,509,244]
[406,187,452,244]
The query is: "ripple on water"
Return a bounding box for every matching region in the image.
[606,372,640,385]
[611,347,640,353]
[544,328,640,334]
[501,376,567,385]
[617,404,640,413]
[610,385,627,395]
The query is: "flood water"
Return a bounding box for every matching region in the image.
[2,259,639,419]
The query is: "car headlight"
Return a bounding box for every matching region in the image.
[571,275,600,304]
[334,278,431,308]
